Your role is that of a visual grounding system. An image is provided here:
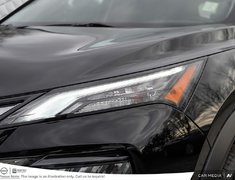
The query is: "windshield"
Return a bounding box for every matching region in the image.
[3,0,235,27]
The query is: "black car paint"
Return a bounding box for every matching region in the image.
[186,50,235,134]
[0,104,205,173]
[0,4,235,174]
[0,25,233,98]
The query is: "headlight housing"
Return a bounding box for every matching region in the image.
[0,61,204,126]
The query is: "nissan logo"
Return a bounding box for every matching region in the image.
[0,167,8,175]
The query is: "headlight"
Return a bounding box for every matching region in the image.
[0,61,203,126]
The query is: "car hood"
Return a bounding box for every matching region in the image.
[0,24,231,97]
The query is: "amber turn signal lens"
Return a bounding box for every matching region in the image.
[165,65,197,105]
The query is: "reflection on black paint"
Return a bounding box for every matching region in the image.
[0,104,205,173]
[142,111,205,173]
[186,50,235,133]
[1,19,235,173]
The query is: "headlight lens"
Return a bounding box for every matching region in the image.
[0,61,203,125]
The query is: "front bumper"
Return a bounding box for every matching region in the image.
[0,104,206,174]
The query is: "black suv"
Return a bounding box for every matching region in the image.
[0,0,235,179]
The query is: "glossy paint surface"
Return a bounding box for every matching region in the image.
[186,49,235,134]
[0,23,235,173]
[1,3,235,174]
[0,24,234,98]
[0,104,206,173]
